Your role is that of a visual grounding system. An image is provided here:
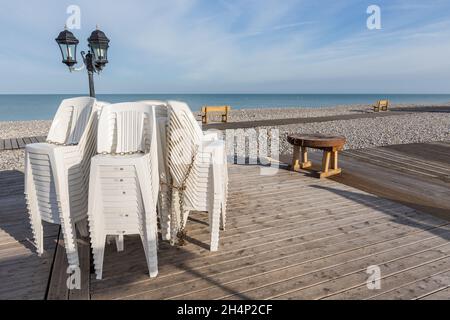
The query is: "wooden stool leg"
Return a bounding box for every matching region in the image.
[321,150,331,174]
[331,151,338,169]
[292,145,301,171]
[300,147,312,169]
[320,150,342,178]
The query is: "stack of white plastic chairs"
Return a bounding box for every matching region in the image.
[166,100,228,251]
[25,97,107,267]
[87,102,160,279]
[139,100,171,241]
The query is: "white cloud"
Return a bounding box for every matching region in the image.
[1,0,450,93]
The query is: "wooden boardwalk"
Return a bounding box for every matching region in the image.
[280,141,450,220]
[0,170,59,300]
[0,136,46,151]
[83,164,450,300]
[202,111,409,130]
[1,144,450,299]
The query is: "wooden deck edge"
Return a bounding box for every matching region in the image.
[45,230,91,300]
[0,136,47,151]
[45,228,69,300]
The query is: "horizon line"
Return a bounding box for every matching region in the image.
[1,93,450,95]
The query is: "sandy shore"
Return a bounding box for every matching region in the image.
[1,103,450,172]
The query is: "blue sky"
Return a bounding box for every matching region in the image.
[1,0,450,94]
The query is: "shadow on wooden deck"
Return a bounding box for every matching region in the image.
[0,170,59,300]
[310,184,450,243]
[2,141,450,300]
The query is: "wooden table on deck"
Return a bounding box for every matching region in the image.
[287,133,346,178]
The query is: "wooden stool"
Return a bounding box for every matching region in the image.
[201,106,231,124]
[287,134,346,178]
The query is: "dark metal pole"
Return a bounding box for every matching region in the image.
[87,70,95,98]
[83,51,96,98]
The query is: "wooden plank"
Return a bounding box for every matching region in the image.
[35,136,47,143]
[93,220,449,300]
[46,231,69,300]
[16,138,25,149]
[163,239,450,300]
[365,268,450,300]
[202,111,408,130]
[420,285,450,300]
[278,143,450,221]
[266,244,450,300]
[30,137,39,144]
[25,142,446,300]
[23,137,32,145]
[86,158,450,300]
[10,138,19,150]
[91,206,427,292]
[0,139,4,151]
[0,168,59,300]
[4,139,12,150]
[68,238,90,300]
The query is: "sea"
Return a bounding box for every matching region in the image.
[1,94,450,121]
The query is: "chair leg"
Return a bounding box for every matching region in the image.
[291,145,301,171]
[92,233,106,280]
[76,219,89,238]
[181,210,190,230]
[220,202,226,231]
[115,234,124,252]
[158,187,171,241]
[32,217,44,256]
[60,217,80,267]
[25,176,44,255]
[169,192,180,245]
[142,222,158,278]
[209,199,221,252]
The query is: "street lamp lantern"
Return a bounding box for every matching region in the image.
[55,26,110,98]
[55,28,79,68]
[88,28,110,71]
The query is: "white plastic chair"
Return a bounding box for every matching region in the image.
[24,97,108,267]
[88,102,160,279]
[139,100,171,241]
[166,100,228,251]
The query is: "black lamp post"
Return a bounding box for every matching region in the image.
[55,26,110,98]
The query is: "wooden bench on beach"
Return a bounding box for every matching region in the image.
[201,105,231,124]
[373,99,389,112]
[288,133,346,178]
[0,136,46,151]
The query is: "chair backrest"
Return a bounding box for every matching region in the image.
[201,105,231,114]
[47,97,96,145]
[167,101,204,200]
[378,100,389,107]
[139,101,170,183]
[97,102,157,154]
[168,100,202,143]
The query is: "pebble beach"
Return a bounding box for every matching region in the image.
[1,103,450,172]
